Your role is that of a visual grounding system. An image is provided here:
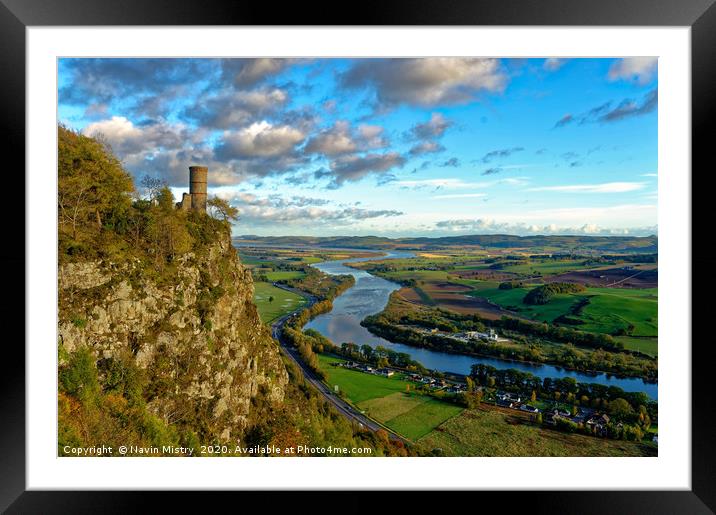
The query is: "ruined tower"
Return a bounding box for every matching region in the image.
[189,165,208,213]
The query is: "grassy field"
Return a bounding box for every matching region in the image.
[318,354,410,403]
[615,336,658,357]
[466,285,576,322]
[417,407,657,457]
[265,270,305,281]
[253,282,307,324]
[317,354,463,440]
[466,284,657,339]
[384,398,463,440]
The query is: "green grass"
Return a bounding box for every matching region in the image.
[317,354,463,440]
[358,392,426,421]
[318,354,410,403]
[384,398,463,440]
[466,286,577,322]
[253,282,307,324]
[265,270,305,281]
[615,336,658,356]
[237,253,271,266]
[467,285,658,339]
[578,290,657,337]
[417,407,657,457]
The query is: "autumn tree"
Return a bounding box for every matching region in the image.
[146,187,192,265]
[58,125,134,245]
[208,196,239,224]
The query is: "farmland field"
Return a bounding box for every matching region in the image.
[417,406,657,457]
[318,354,411,403]
[253,282,307,324]
[384,398,463,440]
[465,285,657,338]
[317,354,463,440]
[265,270,305,281]
[615,336,658,357]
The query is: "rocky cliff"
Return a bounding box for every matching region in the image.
[58,236,288,443]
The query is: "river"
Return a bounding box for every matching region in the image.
[304,250,658,400]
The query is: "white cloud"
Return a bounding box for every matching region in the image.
[543,58,567,71]
[433,193,487,199]
[221,58,302,87]
[433,216,656,236]
[218,121,305,158]
[329,152,406,186]
[527,182,647,193]
[304,121,388,157]
[409,141,445,156]
[304,121,357,156]
[608,57,658,85]
[184,88,288,129]
[82,116,191,155]
[228,192,403,226]
[397,177,526,190]
[341,58,507,108]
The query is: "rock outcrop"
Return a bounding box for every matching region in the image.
[58,237,287,443]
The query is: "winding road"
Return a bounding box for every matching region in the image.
[269,283,407,443]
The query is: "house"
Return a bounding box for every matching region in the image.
[496,399,514,408]
[376,368,394,377]
[586,413,611,436]
[519,404,540,413]
[497,392,521,403]
[465,328,499,342]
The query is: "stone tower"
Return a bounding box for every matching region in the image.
[189,166,208,212]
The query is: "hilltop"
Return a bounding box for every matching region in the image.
[234,234,658,254]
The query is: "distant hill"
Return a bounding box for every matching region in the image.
[233,234,658,253]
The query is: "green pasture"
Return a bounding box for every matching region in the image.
[317,354,410,403]
[265,270,305,281]
[417,407,657,457]
[467,285,657,339]
[578,291,657,337]
[317,354,463,440]
[253,282,307,324]
[615,336,658,357]
[383,398,463,440]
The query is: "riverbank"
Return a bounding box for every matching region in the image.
[304,251,658,399]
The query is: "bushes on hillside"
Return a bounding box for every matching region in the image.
[58,125,232,266]
[523,282,586,305]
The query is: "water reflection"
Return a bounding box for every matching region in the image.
[305,251,657,400]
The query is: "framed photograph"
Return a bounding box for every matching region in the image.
[4,0,714,511]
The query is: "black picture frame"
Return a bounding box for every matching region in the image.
[2,0,713,512]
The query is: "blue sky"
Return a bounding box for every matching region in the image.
[58,57,658,237]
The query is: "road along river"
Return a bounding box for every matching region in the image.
[304,251,658,400]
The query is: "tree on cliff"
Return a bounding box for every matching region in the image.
[208,196,239,224]
[58,125,226,264]
[58,125,134,243]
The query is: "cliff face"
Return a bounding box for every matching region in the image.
[58,237,288,443]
